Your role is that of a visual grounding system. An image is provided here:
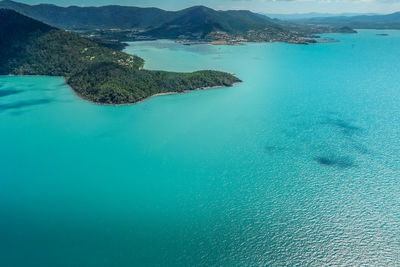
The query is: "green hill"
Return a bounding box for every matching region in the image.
[0,0,279,37]
[0,9,240,104]
[0,0,176,30]
[1,0,353,43]
[145,6,279,38]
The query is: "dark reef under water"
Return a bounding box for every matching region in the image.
[314,155,355,168]
[0,89,23,98]
[321,118,363,136]
[0,99,53,112]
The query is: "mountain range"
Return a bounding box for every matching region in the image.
[265,13,378,21]
[0,0,277,38]
[2,0,358,44]
[297,12,400,29]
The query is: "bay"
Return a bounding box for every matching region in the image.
[1,30,400,266]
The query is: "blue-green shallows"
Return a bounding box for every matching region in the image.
[1,30,400,266]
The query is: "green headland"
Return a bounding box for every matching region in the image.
[0,9,241,104]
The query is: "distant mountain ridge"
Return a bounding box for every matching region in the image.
[0,0,177,29]
[0,0,360,44]
[0,0,277,38]
[297,12,400,29]
[265,12,378,21]
[145,6,278,38]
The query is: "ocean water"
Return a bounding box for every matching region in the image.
[1,30,400,266]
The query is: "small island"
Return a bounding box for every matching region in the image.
[0,9,241,105]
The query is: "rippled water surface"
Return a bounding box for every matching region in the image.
[1,30,400,266]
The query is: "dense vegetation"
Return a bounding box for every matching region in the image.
[0,0,358,43]
[0,0,175,29]
[144,6,278,39]
[0,9,240,104]
[0,0,275,30]
[0,0,280,38]
[68,64,239,103]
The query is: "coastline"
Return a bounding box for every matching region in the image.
[93,82,242,106]
[1,74,241,106]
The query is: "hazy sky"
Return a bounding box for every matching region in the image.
[17,0,400,14]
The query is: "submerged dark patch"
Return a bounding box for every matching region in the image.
[320,118,363,136]
[0,89,22,97]
[350,141,370,155]
[314,155,355,168]
[265,145,285,154]
[0,99,53,112]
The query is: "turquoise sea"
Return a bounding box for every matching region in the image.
[1,30,400,266]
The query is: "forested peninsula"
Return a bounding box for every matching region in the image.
[0,9,241,104]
